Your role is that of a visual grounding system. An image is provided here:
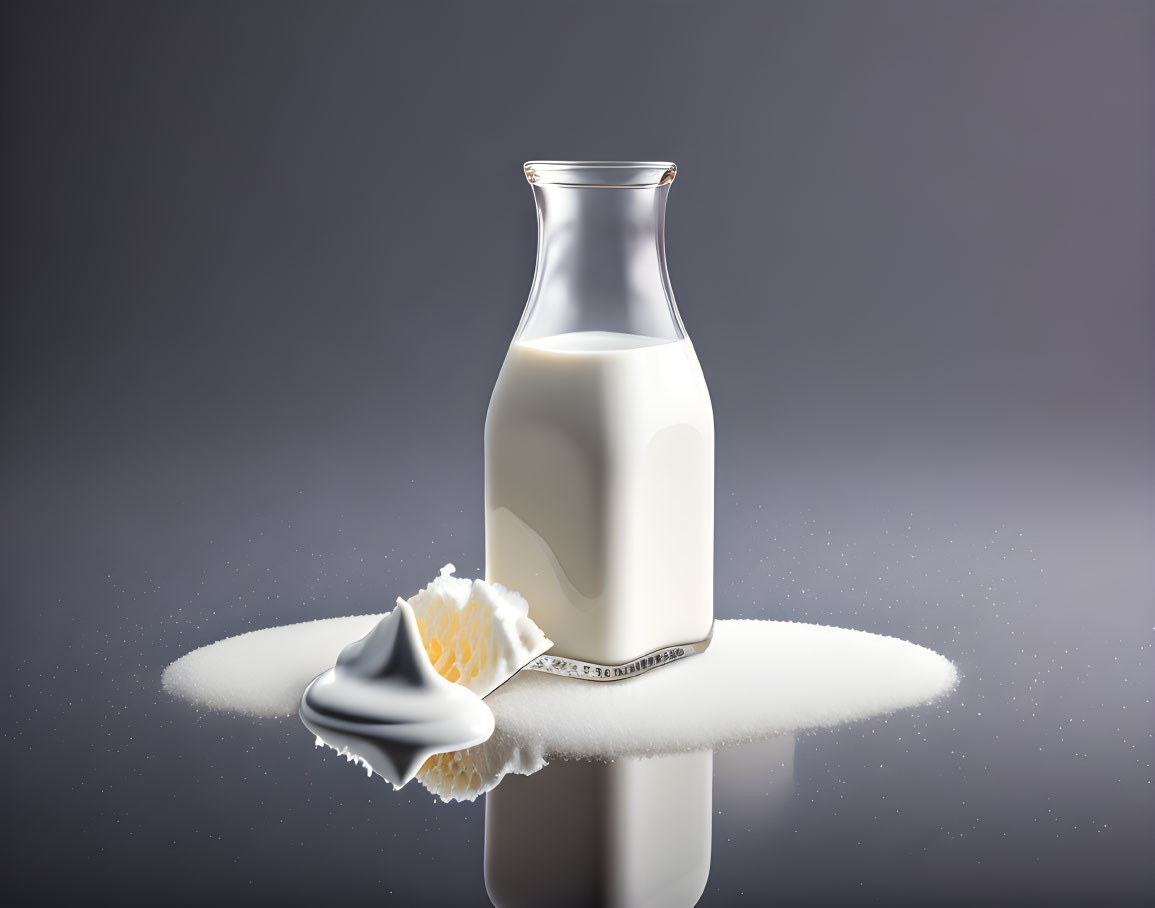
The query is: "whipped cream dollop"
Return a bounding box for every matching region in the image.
[404,564,553,698]
[299,601,494,788]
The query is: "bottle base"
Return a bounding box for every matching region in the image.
[524,623,714,682]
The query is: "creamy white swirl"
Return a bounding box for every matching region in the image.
[299,602,494,788]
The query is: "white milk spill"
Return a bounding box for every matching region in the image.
[298,603,494,788]
[486,331,714,666]
[485,619,957,758]
[165,617,957,775]
[163,613,383,716]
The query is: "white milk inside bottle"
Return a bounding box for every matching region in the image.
[485,162,714,675]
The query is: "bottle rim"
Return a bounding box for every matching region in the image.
[523,161,676,188]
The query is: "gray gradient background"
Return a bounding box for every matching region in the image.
[2,1,1153,906]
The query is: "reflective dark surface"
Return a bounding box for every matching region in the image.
[3,2,1152,905]
[4,470,1150,906]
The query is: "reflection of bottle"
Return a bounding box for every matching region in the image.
[486,161,714,673]
[484,751,713,908]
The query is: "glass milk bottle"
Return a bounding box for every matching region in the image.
[485,161,713,679]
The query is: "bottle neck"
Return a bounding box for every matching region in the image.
[514,181,685,344]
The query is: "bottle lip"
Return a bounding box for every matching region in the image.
[524,161,676,188]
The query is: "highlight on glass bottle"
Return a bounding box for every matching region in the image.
[513,161,687,344]
[485,160,715,678]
